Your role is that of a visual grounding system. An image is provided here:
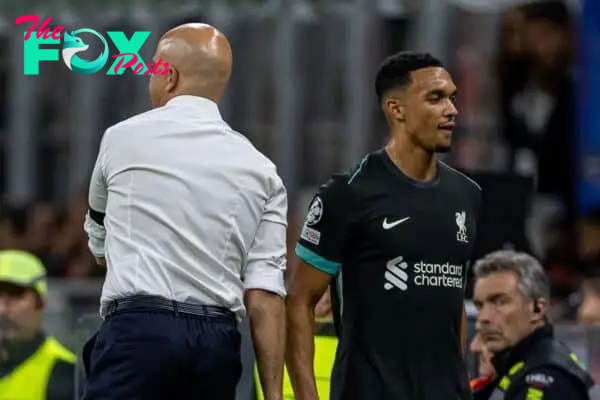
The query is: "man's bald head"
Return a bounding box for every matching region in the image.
[148,23,232,107]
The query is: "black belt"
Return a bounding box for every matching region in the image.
[101,295,236,324]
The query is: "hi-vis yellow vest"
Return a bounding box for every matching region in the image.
[256,335,338,400]
[0,337,76,400]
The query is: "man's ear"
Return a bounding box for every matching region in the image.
[166,67,178,93]
[531,298,548,324]
[384,97,405,121]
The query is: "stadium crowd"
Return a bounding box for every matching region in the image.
[0,196,104,279]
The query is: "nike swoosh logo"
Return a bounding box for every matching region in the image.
[382,217,410,229]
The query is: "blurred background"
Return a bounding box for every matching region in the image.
[0,0,599,397]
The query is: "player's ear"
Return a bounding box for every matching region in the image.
[384,97,405,121]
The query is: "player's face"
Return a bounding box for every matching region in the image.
[402,67,458,153]
[473,271,537,353]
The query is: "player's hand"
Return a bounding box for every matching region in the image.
[95,257,106,267]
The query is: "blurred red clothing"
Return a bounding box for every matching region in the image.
[470,376,493,391]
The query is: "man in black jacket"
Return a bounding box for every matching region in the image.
[472,250,596,399]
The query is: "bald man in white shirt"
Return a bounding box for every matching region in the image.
[82,23,286,400]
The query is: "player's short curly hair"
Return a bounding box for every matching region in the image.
[473,250,550,302]
[374,51,444,102]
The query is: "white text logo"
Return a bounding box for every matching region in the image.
[414,261,464,289]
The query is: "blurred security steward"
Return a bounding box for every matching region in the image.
[472,250,598,399]
[0,250,75,400]
[82,23,287,400]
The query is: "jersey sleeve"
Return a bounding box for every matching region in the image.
[295,176,355,276]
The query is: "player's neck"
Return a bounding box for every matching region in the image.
[385,138,437,182]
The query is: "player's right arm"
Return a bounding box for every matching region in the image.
[286,177,354,400]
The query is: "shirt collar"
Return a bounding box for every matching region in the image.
[165,95,223,121]
[491,324,553,375]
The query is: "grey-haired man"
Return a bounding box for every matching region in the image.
[472,250,596,400]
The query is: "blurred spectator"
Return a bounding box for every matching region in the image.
[471,333,495,378]
[498,1,576,226]
[577,266,600,326]
[469,333,495,392]
[576,265,600,384]
[578,209,600,266]
[551,208,600,319]
[27,203,59,256]
[0,250,75,400]
[52,194,101,278]
[0,205,29,251]
[26,203,65,273]
[0,199,103,279]
[496,4,528,108]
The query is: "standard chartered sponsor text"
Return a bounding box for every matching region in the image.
[413,261,463,288]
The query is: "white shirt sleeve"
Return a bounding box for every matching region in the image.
[243,173,288,297]
[84,131,109,258]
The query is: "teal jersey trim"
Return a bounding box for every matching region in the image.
[295,244,341,275]
[347,155,368,184]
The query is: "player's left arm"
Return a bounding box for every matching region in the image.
[84,129,109,266]
[508,367,589,400]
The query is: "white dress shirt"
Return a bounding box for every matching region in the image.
[84,95,287,320]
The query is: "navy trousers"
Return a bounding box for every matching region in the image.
[81,309,242,399]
